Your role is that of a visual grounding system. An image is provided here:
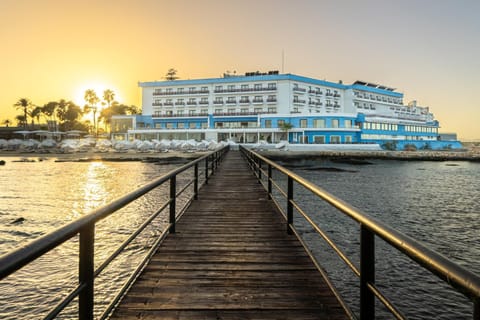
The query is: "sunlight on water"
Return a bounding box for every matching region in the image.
[0,158,178,319]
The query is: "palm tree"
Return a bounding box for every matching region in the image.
[2,119,11,127]
[14,98,32,128]
[30,106,43,128]
[278,122,293,142]
[84,89,100,136]
[103,89,115,108]
[42,101,59,131]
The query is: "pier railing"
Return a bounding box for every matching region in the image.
[240,146,480,320]
[0,145,229,320]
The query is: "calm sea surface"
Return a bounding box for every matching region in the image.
[0,156,479,319]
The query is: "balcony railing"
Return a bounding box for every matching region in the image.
[241,146,480,320]
[153,90,209,96]
[293,87,307,92]
[0,147,230,320]
[293,99,306,104]
[213,111,276,117]
[152,112,209,118]
[213,87,276,94]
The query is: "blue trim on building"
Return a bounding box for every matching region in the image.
[140,73,401,97]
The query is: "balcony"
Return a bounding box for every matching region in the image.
[199,101,209,105]
[152,112,208,118]
[239,99,250,104]
[213,111,276,117]
[325,93,333,97]
[214,86,276,94]
[152,102,162,106]
[334,94,341,98]
[187,101,197,106]
[152,89,209,96]
[293,87,307,92]
[213,101,224,105]
[164,102,174,106]
[293,99,306,104]
[252,99,264,104]
[266,98,277,103]
[175,102,185,106]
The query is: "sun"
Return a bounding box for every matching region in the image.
[73,82,122,107]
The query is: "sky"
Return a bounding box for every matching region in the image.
[0,0,479,140]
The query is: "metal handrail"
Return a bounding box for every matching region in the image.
[240,145,480,320]
[0,145,229,319]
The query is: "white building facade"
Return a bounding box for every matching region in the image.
[111,72,461,150]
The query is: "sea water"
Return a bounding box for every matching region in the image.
[0,157,479,319]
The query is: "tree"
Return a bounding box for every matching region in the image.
[15,115,26,127]
[278,122,293,142]
[165,68,179,81]
[3,119,11,127]
[13,98,33,128]
[42,101,59,131]
[30,106,43,127]
[103,89,115,108]
[84,89,100,136]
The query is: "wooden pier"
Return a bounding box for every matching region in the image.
[111,151,348,319]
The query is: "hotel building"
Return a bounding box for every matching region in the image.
[111,72,461,150]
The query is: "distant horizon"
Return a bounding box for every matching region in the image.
[1,0,479,140]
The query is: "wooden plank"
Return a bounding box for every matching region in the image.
[110,151,348,319]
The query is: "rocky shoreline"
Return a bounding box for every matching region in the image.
[258,149,480,162]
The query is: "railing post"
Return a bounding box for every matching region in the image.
[79,223,95,320]
[360,225,375,320]
[267,164,272,199]
[194,163,199,200]
[169,176,176,233]
[287,176,293,235]
[205,156,209,185]
[474,298,479,320]
[257,158,262,183]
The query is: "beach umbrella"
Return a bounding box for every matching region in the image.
[14,130,31,140]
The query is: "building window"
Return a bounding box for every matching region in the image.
[254,83,262,90]
[155,123,161,129]
[214,108,222,114]
[313,119,325,128]
[227,108,236,114]
[189,110,196,116]
[177,110,184,116]
[215,122,223,128]
[267,107,277,113]
[214,97,223,104]
[178,122,184,129]
[330,136,340,144]
[166,122,173,129]
[277,119,285,127]
[265,120,272,128]
[227,97,236,103]
[241,108,249,114]
[254,107,263,113]
[177,88,184,94]
[314,136,325,144]
[189,122,196,129]
[201,122,208,129]
[300,119,307,128]
[345,136,352,143]
[344,120,352,128]
[268,83,276,90]
[241,84,249,91]
[331,119,339,128]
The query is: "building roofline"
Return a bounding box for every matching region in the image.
[139,73,403,97]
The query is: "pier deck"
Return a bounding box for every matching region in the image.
[111,151,347,319]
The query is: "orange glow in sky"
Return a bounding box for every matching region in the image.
[1,0,479,140]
